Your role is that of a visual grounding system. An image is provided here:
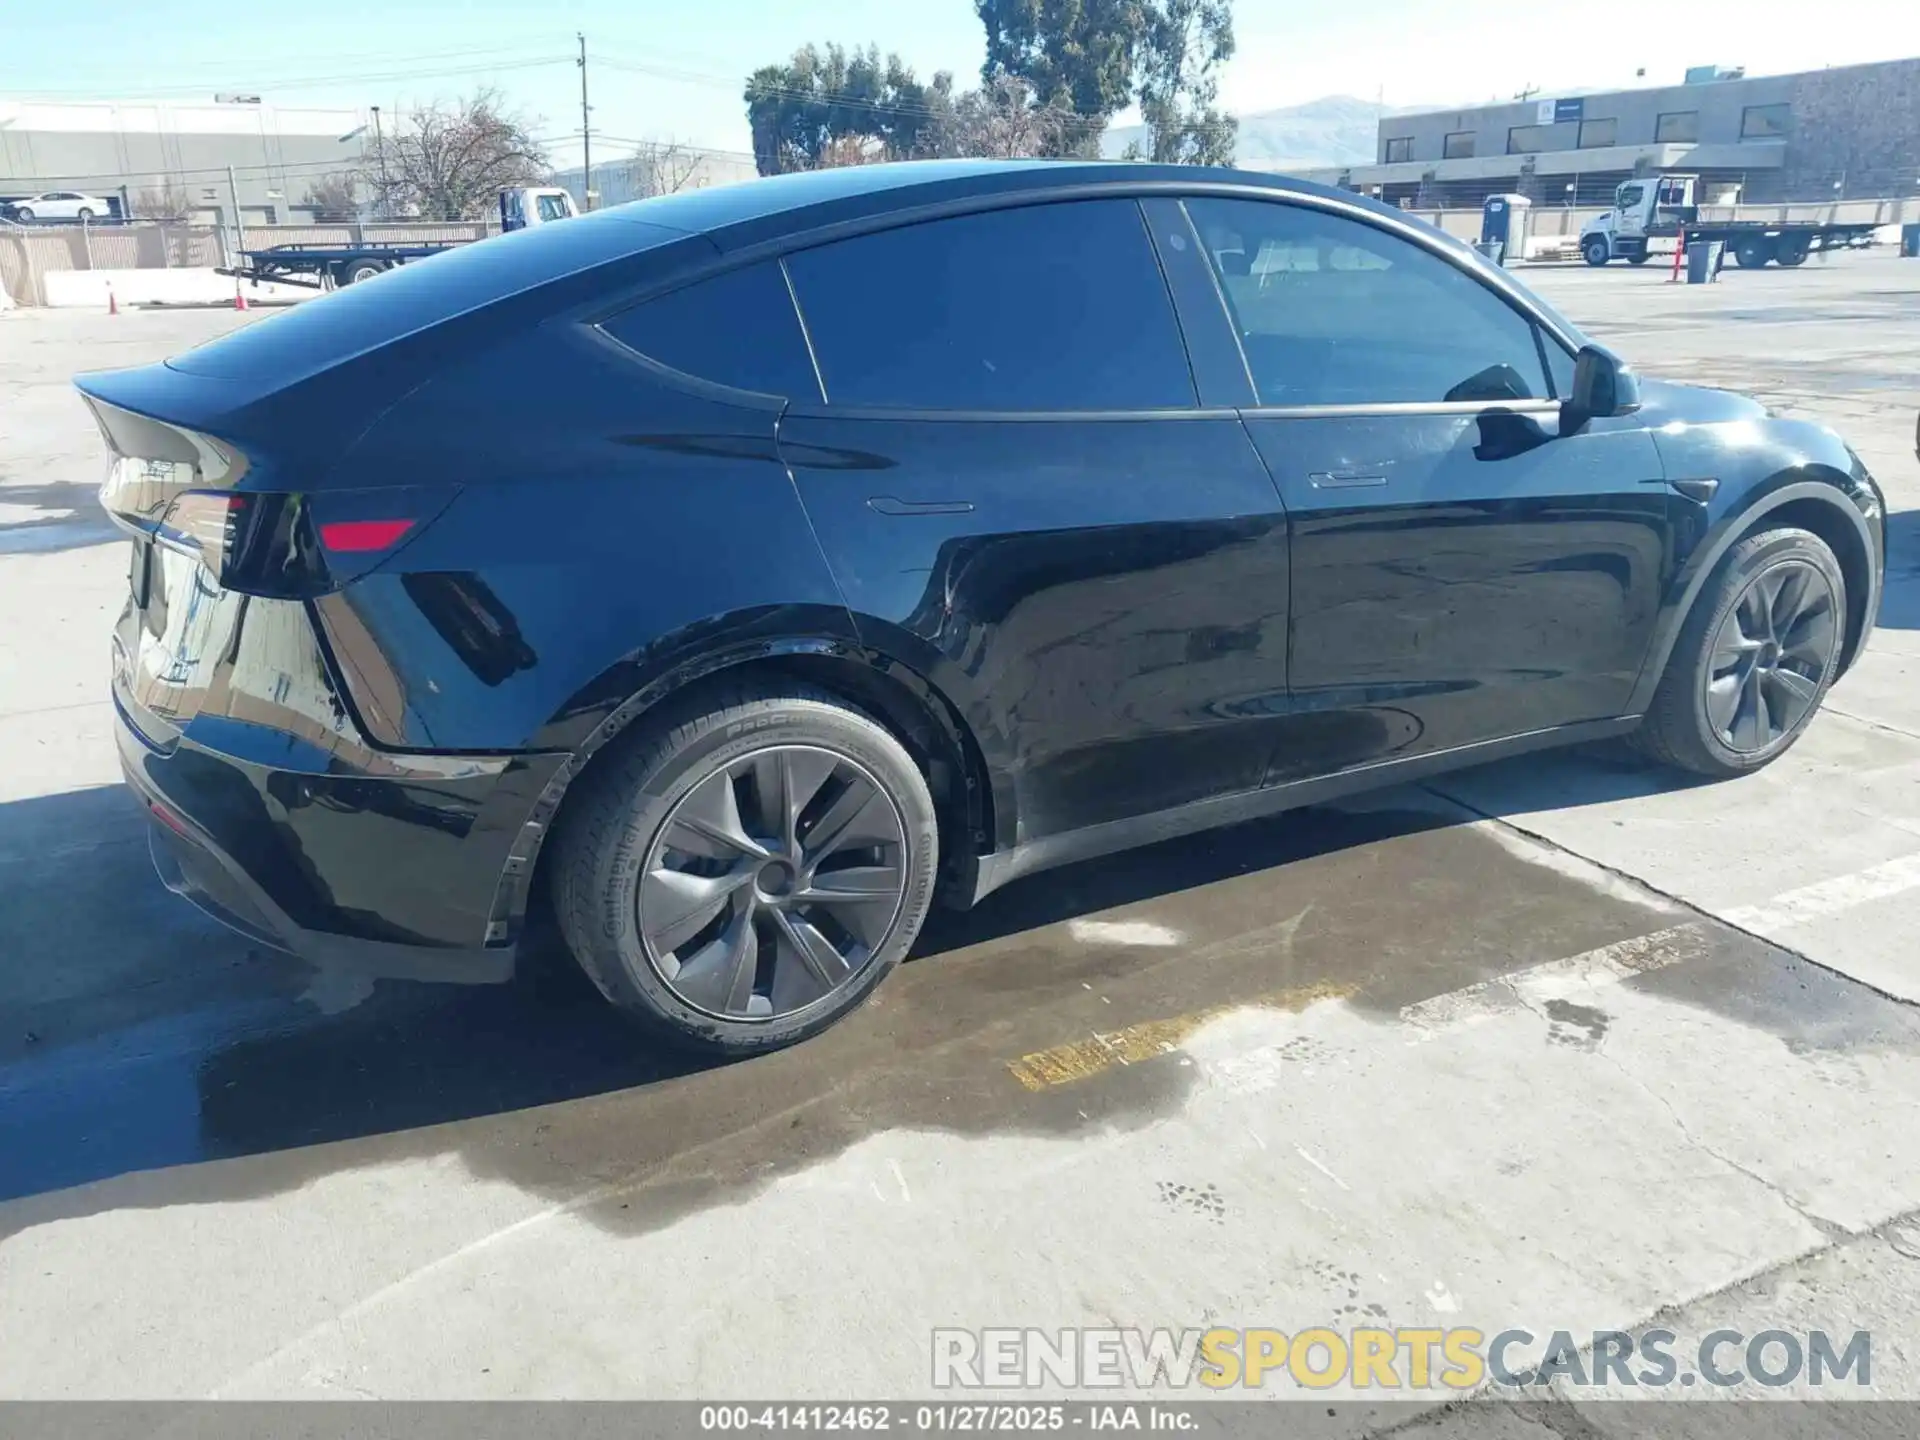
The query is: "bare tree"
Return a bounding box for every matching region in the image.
[365,90,551,221]
[627,139,706,198]
[134,180,193,221]
[943,76,1081,158]
[302,172,361,221]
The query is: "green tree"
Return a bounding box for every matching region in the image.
[974,0,1236,161]
[1136,0,1237,164]
[973,0,1144,154]
[745,44,955,175]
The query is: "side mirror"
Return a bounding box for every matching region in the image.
[1563,344,1641,430]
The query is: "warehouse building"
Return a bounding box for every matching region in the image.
[1303,55,1920,208]
[0,98,368,225]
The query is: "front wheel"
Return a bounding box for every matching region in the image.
[1583,237,1610,267]
[552,685,940,1055]
[1632,527,1846,778]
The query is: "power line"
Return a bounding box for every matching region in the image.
[0,53,574,102]
[595,51,1242,139]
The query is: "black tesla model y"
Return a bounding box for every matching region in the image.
[80,161,1885,1054]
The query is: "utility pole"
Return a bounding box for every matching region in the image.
[227,163,245,261]
[577,32,593,210]
[371,105,390,219]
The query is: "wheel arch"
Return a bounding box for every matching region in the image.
[1628,471,1880,714]
[512,635,1003,939]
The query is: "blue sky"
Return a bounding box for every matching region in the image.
[6,0,1920,164]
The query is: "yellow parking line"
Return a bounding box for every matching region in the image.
[1006,982,1351,1091]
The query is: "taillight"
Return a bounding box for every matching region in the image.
[88,398,453,598]
[320,518,415,553]
[157,491,251,575]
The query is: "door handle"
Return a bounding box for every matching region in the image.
[868,496,975,516]
[1308,471,1388,489]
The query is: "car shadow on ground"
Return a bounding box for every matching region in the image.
[1876,507,1920,632]
[0,480,121,556]
[0,739,1697,1224]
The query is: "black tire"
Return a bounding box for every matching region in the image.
[1632,527,1846,778]
[552,684,940,1056]
[12,207,32,222]
[342,258,387,285]
[76,207,94,223]
[1776,236,1811,267]
[1734,236,1774,268]
[1627,250,1651,266]
[1583,237,1610,267]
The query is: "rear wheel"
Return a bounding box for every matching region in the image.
[1632,527,1845,778]
[341,258,387,285]
[1776,235,1811,267]
[553,685,939,1055]
[12,206,32,222]
[76,206,95,223]
[1734,236,1775,268]
[1583,236,1611,267]
[1627,250,1651,266]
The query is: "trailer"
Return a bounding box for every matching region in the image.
[1581,175,1879,269]
[218,186,578,291]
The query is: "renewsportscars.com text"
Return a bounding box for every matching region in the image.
[931,1326,1871,1391]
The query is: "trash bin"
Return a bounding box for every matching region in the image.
[1686,239,1724,284]
[1902,223,1920,259]
[1472,239,1505,265]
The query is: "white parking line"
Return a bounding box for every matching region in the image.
[1720,851,1920,934]
[1204,924,1712,1098]
[1399,923,1713,1034]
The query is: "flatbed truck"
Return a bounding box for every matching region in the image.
[218,186,578,291]
[1581,174,1879,268]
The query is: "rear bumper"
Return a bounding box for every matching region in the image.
[114,692,563,985]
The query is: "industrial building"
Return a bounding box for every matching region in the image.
[1303,55,1920,209]
[0,98,369,225]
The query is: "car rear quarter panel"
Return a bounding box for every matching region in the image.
[310,319,859,755]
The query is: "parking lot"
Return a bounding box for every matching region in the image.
[3,253,1919,1425]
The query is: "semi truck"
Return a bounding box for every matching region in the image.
[1580,174,1879,268]
[218,186,578,291]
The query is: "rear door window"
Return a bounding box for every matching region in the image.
[601,260,821,400]
[783,199,1195,412]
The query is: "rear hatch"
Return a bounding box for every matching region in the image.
[82,209,706,748]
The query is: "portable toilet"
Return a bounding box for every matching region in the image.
[1480,194,1533,267]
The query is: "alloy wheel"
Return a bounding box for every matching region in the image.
[639,744,910,1020]
[1704,559,1838,754]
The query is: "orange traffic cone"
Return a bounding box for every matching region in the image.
[233,281,249,312]
[106,283,118,316]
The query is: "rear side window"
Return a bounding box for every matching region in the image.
[784,200,1195,412]
[1185,197,1555,408]
[601,260,821,400]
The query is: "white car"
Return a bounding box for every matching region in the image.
[7,191,110,223]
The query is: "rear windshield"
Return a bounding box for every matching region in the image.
[168,210,689,380]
